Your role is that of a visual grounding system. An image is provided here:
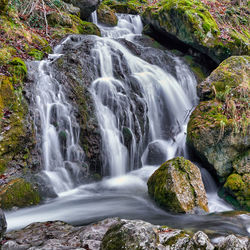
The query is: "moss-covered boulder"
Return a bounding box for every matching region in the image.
[102,0,147,14]
[97,3,118,26]
[0,178,40,209]
[187,56,249,210]
[147,157,209,213]
[142,0,249,64]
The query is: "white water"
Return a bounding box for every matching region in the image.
[5,14,243,234]
[33,57,85,194]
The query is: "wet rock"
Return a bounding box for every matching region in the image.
[187,56,250,210]
[217,234,249,250]
[142,0,249,64]
[2,218,119,249]
[145,141,167,165]
[63,0,100,20]
[97,3,118,26]
[148,157,209,213]
[0,209,6,241]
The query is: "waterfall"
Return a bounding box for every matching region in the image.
[90,14,198,176]
[33,56,85,195]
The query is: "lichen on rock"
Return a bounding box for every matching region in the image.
[147,157,209,213]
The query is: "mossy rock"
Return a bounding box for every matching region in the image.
[28,49,44,61]
[223,173,250,211]
[97,3,118,26]
[102,0,147,14]
[0,75,31,174]
[47,11,73,27]
[0,178,40,209]
[142,0,249,64]
[147,157,209,213]
[187,56,249,179]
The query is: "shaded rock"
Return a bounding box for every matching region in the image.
[97,3,118,26]
[0,209,6,241]
[0,178,40,209]
[145,141,167,165]
[63,0,100,20]
[217,234,249,250]
[147,157,209,213]
[142,0,249,64]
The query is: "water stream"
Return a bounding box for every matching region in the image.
[5,14,250,236]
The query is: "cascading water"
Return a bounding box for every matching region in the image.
[32,56,85,194]
[6,14,249,236]
[90,14,197,176]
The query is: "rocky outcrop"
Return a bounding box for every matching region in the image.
[63,0,100,20]
[2,218,249,249]
[142,0,249,64]
[97,3,118,26]
[0,209,6,242]
[187,56,250,210]
[147,157,209,213]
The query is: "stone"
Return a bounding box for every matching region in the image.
[0,208,7,241]
[142,0,249,64]
[217,234,249,250]
[63,0,100,20]
[97,3,118,26]
[147,157,209,213]
[187,56,250,210]
[0,178,40,209]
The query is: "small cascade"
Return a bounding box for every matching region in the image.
[33,57,85,194]
[90,14,198,176]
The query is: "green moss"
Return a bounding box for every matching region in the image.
[224,174,245,192]
[28,49,44,60]
[0,178,40,209]
[8,57,27,84]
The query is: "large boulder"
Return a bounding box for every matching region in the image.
[147,157,209,213]
[63,0,100,20]
[0,209,6,242]
[142,0,249,64]
[187,56,249,210]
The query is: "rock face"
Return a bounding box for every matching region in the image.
[63,0,100,20]
[97,3,118,26]
[142,0,249,64]
[147,157,209,213]
[4,218,249,249]
[187,56,249,210]
[0,209,6,242]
